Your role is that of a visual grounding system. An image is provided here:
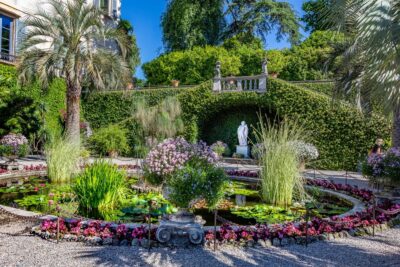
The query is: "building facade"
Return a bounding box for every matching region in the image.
[0,0,121,65]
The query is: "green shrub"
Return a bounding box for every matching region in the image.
[255,118,305,207]
[293,81,334,96]
[73,160,127,220]
[46,137,80,183]
[88,125,129,156]
[142,46,243,85]
[0,144,29,157]
[0,64,66,143]
[167,159,227,209]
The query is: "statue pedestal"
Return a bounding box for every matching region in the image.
[156,209,204,247]
[236,145,250,158]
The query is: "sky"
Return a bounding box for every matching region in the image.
[121,0,308,79]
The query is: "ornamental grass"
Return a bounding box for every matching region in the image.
[255,117,305,207]
[45,137,80,183]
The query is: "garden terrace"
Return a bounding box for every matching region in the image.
[83,78,389,170]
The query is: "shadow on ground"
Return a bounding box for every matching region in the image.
[76,233,400,267]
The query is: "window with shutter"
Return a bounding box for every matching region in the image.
[0,14,16,63]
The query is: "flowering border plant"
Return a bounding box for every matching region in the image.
[0,133,28,157]
[144,137,218,185]
[364,147,400,181]
[36,180,400,247]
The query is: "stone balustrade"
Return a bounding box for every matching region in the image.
[213,60,268,93]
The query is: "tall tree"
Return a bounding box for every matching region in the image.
[301,0,333,32]
[162,0,225,51]
[325,0,400,147]
[18,0,130,144]
[117,19,140,75]
[223,0,301,46]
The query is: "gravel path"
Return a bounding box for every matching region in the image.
[1,218,399,267]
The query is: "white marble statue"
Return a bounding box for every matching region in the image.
[237,121,249,146]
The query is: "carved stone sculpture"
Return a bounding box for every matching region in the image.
[237,121,249,146]
[156,209,204,246]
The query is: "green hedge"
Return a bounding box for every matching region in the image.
[82,79,390,170]
[0,64,66,139]
[290,81,334,96]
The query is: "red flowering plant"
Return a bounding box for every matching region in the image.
[116,224,128,240]
[237,227,255,242]
[131,225,148,241]
[218,224,238,243]
[41,219,67,234]
[281,223,302,237]
[204,230,215,241]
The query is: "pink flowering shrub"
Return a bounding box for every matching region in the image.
[144,137,218,185]
[0,133,28,157]
[364,148,400,181]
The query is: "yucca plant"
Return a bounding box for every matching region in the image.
[73,160,127,220]
[46,137,80,183]
[255,117,305,207]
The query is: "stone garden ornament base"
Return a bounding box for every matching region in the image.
[156,209,205,246]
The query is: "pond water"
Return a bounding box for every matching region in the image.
[0,176,353,226]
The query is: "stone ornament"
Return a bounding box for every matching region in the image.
[156,210,204,246]
[237,121,249,146]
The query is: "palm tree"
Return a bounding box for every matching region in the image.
[18,0,131,145]
[325,0,400,147]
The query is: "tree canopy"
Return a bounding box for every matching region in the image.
[161,0,225,51]
[161,0,301,51]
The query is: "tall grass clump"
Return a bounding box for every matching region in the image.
[255,116,305,207]
[46,137,80,183]
[73,160,127,220]
[134,96,184,146]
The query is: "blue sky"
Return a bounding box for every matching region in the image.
[121,1,308,79]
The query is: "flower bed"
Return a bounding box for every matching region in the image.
[306,179,374,202]
[32,181,400,247]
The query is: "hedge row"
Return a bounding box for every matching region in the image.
[82,79,390,170]
[0,64,66,138]
[290,81,334,96]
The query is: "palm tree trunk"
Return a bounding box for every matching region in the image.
[65,77,81,146]
[393,104,400,147]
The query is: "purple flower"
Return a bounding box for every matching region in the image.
[144,137,219,177]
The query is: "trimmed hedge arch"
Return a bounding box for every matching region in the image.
[82,79,390,170]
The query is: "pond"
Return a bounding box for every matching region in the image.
[0,177,353,226]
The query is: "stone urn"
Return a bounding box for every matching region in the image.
[156,209,205,246]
